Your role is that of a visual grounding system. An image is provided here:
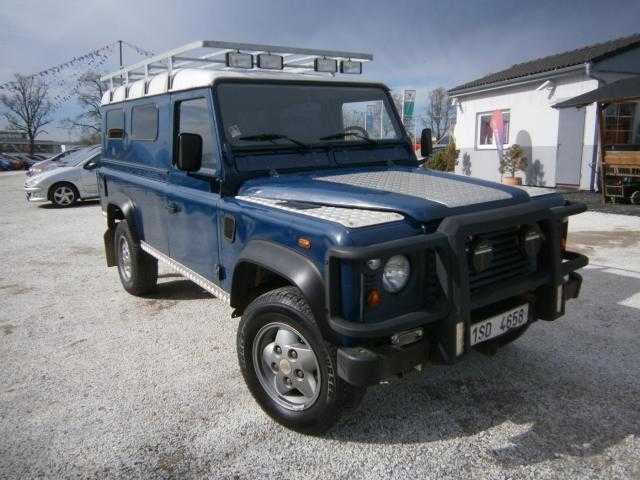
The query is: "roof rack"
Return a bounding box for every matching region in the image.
[100,40,373,88]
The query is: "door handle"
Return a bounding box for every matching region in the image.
[166,202,181,214]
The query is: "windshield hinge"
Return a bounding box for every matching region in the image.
[387,159,395,166]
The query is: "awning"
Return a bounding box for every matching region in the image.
[553,76,640,108]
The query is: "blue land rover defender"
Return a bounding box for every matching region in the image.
[98,41,588,433]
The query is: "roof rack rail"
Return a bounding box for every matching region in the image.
[100,40,373,87]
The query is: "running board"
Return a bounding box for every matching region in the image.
[140,241,230,303]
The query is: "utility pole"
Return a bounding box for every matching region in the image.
[118,40,123,68]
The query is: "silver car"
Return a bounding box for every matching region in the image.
[24,147,101,207]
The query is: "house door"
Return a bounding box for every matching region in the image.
[555,107,585,186]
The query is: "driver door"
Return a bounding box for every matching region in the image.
[166,89,221,283]
[78,152,101,197]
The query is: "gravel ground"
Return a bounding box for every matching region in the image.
[1,171,639,479]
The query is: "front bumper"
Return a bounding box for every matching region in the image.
[337,271,583,386]
[327,200,589,385]
[24,186,47,202]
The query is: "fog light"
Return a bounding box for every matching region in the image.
[471,240,493,273]
[521,226,543,257]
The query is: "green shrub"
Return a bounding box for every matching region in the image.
[425,141,459,171]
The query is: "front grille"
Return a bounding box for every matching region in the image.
[467,226,536,296]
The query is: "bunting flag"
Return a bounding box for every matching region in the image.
[0,41,155,111]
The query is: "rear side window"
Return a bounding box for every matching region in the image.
[177,98,215,170]
[131,104,158,140]
[106,110,124,139]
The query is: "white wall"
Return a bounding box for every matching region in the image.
[453,73,599,188]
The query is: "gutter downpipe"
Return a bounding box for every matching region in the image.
[585,62,607,191]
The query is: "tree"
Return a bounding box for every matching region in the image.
[1,74,52,154]
[423,87,455,143]
[67,71,106,137]
[499,144,528,178]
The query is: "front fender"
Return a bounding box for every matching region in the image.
[231,239,329,335]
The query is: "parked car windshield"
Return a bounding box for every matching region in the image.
[59,146,100,167]
[216,82,403,151]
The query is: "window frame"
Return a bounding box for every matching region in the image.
[105,109,125,140]
[173,95,218,175]
[475,109,511,150]
[603,102,636,146]
[130,103,158,141]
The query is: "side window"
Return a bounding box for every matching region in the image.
[106,110,124,139]
[177,98,216,171]
[131,104,158,140]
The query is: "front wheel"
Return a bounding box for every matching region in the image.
[50,183,78,207]
[237,287,365,434]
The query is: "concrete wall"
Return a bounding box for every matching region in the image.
[453,73,599,188]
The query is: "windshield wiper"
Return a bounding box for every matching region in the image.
[238,133,309,150]
[319,131,377,144]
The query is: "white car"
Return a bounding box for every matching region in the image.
[24,147,101,207]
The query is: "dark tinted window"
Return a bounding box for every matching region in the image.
[131,104,158,140]
[178,98,216,170]
[106,110,124,139]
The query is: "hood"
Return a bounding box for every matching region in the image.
[28,165,74,184]
[238,166,560,224]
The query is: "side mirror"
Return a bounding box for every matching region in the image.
[84,161,97,170]
[177,133,202,172]
[420,128,433,158]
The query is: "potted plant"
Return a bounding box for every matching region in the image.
[500,144,527,185]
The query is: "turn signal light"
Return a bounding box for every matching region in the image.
[297,237,311,249]
[560,218,569,252]
[367,288,381,308]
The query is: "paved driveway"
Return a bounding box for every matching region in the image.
[0,171,638,479]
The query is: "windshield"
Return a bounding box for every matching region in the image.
[216,83,403,150]
[59,147,99,166]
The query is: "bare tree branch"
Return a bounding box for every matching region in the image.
[65,71,105,138]
[422,87,456,143]
[0,74,53,154]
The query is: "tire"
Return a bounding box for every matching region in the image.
[630,190,640,205]
[114,220,158,296]
[49,182,79,208]
[237,286,365,434]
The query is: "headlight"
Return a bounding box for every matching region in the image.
[382,255,410,293]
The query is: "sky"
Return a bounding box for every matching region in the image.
[1,0,640,140]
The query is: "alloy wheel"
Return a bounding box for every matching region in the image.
[53,185,75,206]
[252,321,321,411]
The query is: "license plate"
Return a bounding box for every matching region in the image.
[470,304,529,346]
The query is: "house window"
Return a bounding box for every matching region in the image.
[477,110,510,148]
[604,102,635,145]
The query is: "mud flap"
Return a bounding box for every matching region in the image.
[103,228,116,267]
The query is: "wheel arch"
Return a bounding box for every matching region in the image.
[231,240,330,337]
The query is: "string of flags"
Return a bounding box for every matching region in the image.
[0,40,155,111]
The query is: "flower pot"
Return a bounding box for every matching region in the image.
[502,176,522,186]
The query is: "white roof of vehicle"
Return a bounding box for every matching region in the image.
[100,40,375,106]
[100,69,380,105]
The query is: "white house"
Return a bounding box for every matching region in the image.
[449,33,640,190]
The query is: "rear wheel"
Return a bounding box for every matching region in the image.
[50,182,78,207]
[115,221,158,295]
[237,286,365,434]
